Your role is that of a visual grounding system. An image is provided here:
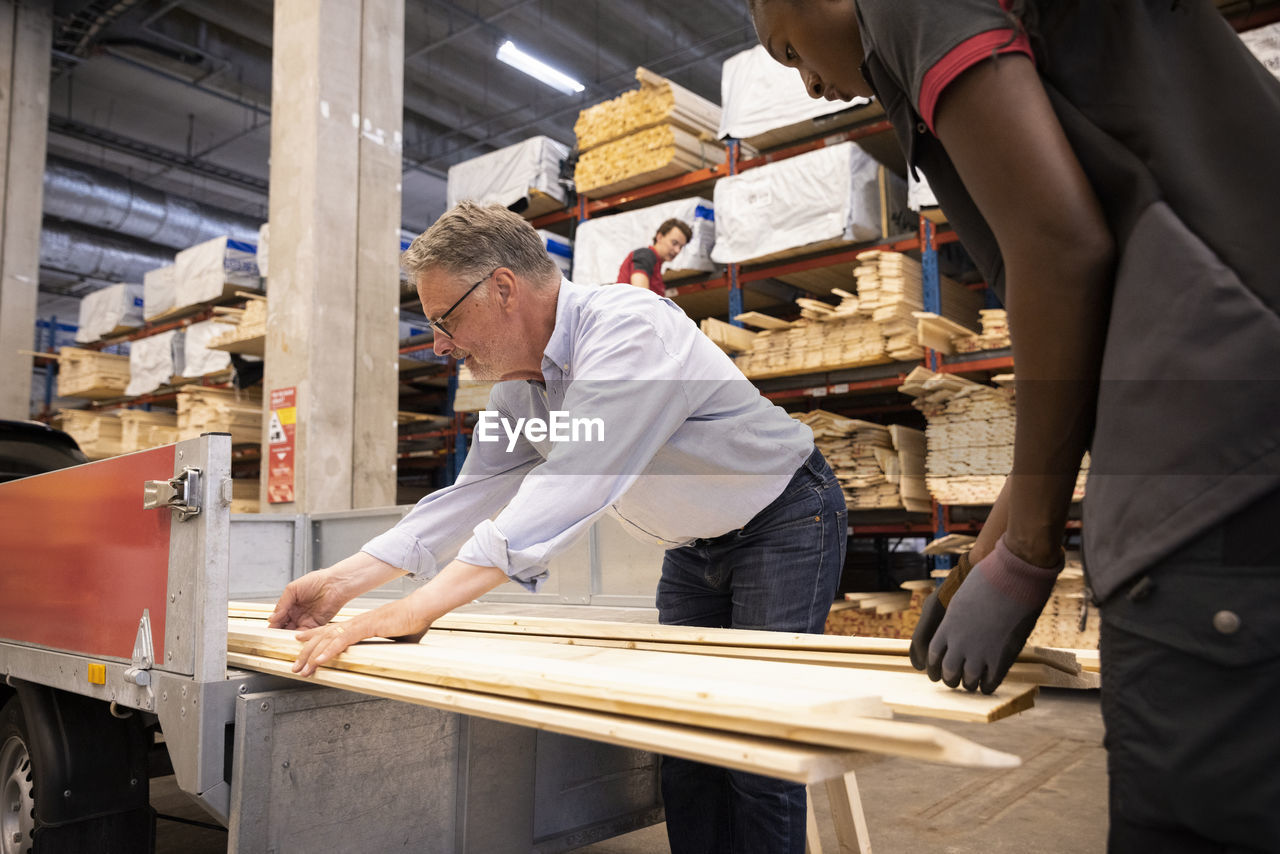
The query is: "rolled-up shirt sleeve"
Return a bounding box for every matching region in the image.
[360,390,541,579]
[455,310,711,590]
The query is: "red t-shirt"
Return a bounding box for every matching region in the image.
[617,247,665,296]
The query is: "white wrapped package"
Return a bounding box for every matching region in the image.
[711,142,900,264]
[908,172,939,212]
[1241,22,1280,80]
[572,198,715,286]
[125,330,182,397]
[446,136,569,213]
[75,283,145,343]
[143,265,177,320]
[182,320,235,378]
[538,230,573,277]
[174,236,260,309]
[719,45,872,141]
[256,222,270,280]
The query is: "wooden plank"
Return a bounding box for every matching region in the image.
[228,650,1021,772]
[734,312,797,331]
[700,317,757,353]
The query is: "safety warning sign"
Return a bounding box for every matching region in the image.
[267,387,297,504]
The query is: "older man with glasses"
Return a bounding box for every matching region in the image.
[269,201,846,854]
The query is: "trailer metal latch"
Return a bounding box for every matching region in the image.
[144,467,202,521]
[123,610,154,687]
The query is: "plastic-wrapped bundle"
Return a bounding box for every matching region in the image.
[710,143,903,265]
[74,283,144,343]
[174,236,260,309]
[446,136,569,218]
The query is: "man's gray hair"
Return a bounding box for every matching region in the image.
[402,201,560,285]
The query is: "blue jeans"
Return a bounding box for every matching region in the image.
[656,448,847,854]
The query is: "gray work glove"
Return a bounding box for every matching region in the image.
[908,550,975,671]
[921,536,1062,694]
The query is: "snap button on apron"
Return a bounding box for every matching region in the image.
[1212,610,1241,635]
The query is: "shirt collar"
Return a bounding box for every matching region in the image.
[540,276,579,376]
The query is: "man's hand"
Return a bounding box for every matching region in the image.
[268,553,406,631]
[291,598,431,677]
[918,536,1062,694]
[268,569,350,631]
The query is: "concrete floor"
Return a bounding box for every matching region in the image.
[151,688,1107,853]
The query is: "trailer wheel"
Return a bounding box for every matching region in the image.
[0,699,35,854]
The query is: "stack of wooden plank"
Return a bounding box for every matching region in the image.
[176,386,262,445]
[57,409,126,459]
[792,411,928,511]
[699,317,757,354]
[55,347,131,400]
[899,368,1015,505]
[1026,561,1098,650]
[118,409,179,453]
[900,368,1088,505]
[574,67,722,198]
[208,293,267,357]
[853,251,982,361]
[735,314,890,379]
[228,601,1094,775]
[953,308,1011,354]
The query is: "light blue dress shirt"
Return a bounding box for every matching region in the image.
[361,279,815,592]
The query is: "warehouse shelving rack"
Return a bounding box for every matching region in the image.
[525,119,1019,565]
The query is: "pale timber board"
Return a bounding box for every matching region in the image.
[228,651,1020,771]
[228,601,1081,675]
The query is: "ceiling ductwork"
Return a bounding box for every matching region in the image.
[43,155,261,249]
[40,219,175,283]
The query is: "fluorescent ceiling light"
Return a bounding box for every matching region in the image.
[496,40,584,95]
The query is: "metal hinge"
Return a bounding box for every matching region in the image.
[143,466,202,521]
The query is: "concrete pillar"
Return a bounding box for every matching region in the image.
[0,0,52,420]
[263,0,402,513]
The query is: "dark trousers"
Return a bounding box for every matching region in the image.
[1099,489,1280,853]
[655,448,847,854]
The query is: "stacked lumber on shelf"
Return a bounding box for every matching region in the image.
[900,367,1014,505]
[574,67,722,198]
[699,317,757,354]
[1026,562,1099,651]
[791,411,928,511]
[118,409,178,453]
[55,347,131,400]
[174,236,261,309]
[853,251,982,361]
[953,309,1011,354]
[57,409,126,460]
[900,367,1088,505]
[208,293,267,357]
[735,292,890,379]
[74,283,145,344]
[826,587,928,641]
[176,386,261,445]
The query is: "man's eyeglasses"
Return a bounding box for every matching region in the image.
[427,268,498,339]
